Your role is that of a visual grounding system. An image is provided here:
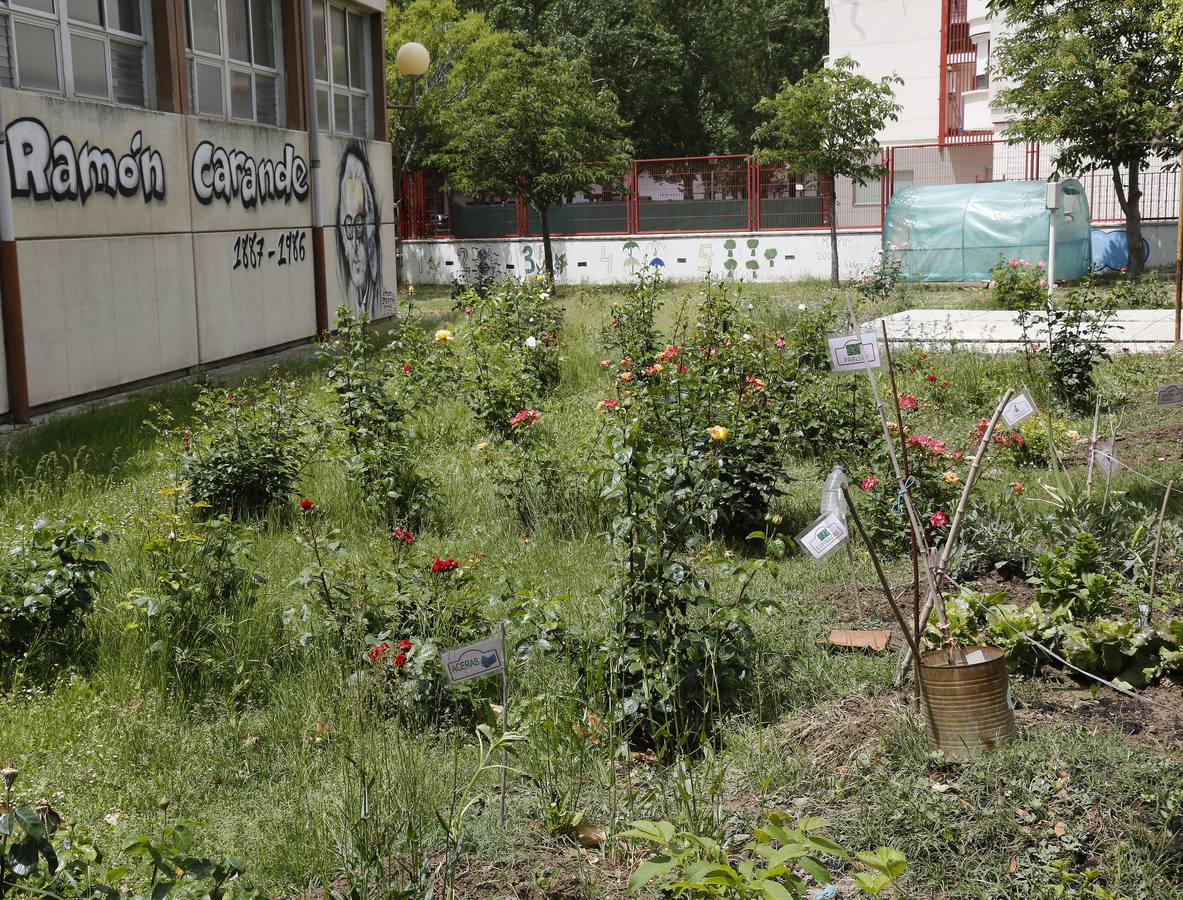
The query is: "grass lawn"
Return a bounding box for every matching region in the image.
[3,275,1183,899]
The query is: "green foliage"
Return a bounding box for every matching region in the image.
[126,498,265,702]
[0,518,109,681]
[1107,270,1171,309]
[992,0,1183,275]
[324,308,435,529]
[172,376,314,517]
[991,258,1046,311]
[622,813,906,897]
[436,43,631,278]
[753,57,901,283]
[854,250,904,309]
[1042,283,1117,413]
[603,266,664,362]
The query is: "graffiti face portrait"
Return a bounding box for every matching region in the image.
[336,143,382,317]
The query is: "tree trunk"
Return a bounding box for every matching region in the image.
[828,180,839,286]
[540,204,555,283]
[1112,163,1145,277]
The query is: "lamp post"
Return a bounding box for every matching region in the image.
[392,42,431,109]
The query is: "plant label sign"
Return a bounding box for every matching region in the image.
[1001,392,1035,428]
[1156,383,1183,406]
[827,333,881,372]
[442,636,505,684]
[1094,438,1118,476]
[796,513,849,561]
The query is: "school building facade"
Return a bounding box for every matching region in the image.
[0,0,397,421]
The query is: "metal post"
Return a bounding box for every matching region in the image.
[0,89,30,423]
[302,0,328,335]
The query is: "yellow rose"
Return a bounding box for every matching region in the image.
[475,441,489,452]
[707,425,729,442]
[434,329,454,344]
[942,470,959,485]
[1065,430,1081,442]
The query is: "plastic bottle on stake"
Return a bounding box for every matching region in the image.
[821,465,848,520]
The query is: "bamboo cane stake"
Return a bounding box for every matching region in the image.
[1149,480,1173,602]
[899,388,1013,674]
[844,300,940,620]
[1085,394,1102,497]
[881,320,923,694]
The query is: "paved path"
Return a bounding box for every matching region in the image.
[875,308,1183,353]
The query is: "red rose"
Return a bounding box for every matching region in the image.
[431,556,459,574]
[393,527,416,544]
[394,653,407,668]
[397,639,412,651]
[402,363,412,374]
[368,642,390,664]
[926,374,937,382]
[299,499,315,511]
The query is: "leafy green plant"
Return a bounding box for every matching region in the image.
[169,375,315,517]
[855,249,904,309]
[324,307,434,529]
[603,266,664,362]
[991,258,1046,310]
[622,813,906,897]
[1036,281,1117,412]
[0,517,109,681]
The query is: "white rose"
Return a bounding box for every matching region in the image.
[525,336,538,349]
[797,303,807,311]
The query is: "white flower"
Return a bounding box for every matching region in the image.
[741,333,752,342]
[797,303,807,311]
[524,335,538,349]
[539,291,550,301]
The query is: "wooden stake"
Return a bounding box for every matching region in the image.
[900,388,1013,673]
[499,620,509,826]
[882,320,922,695]
[1149,481,1173,601]
[1085,394,1102,497]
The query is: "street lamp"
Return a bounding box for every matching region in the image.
[391,42,430,109]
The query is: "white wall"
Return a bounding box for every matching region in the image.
[401,231,884,285]
[829,0,942,144]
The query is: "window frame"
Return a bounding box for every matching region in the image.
[0,0,154,108]
[184,0,285,126]
[313,0,371,139]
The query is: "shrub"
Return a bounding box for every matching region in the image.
[1042,282,1116,412]
[324,308,434,529]
[991,258,1046,310]
[0,518,109,681]
[1109,269,1170,308]
[855,247,904,308]
[603,266,663,362]
[173,375,313,517]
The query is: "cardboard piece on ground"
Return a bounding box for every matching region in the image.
[824,629,892,652]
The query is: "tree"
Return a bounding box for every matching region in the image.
[752,57,900,285]
[385,1,514,198]
[992,0,1183,276]
[457,0,829,157]
[435,44,632,281]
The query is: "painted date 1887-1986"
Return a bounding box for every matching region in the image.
[232,229,307,271]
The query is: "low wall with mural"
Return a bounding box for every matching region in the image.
[2,89,396,411]
[401,221,1180,287]
[400,231,884,285]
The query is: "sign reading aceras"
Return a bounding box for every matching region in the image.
[441,636,506,684]
[796,512,849,561]
[828,333,881,372]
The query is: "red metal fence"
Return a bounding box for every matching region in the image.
[401,140,1180,240]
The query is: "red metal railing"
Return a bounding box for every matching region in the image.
[398,142,1180,240]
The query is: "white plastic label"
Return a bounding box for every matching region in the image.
[964,649,986,665]
[1001,392,1035,428]
[441,636,506,684]
[1094,438,1118,476]
[827,333,881,372]
[796,513,849,561]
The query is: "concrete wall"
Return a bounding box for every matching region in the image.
[2,89,395,410]
[401,231,884,285]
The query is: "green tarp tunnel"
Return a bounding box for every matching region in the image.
[883,179,1092,282]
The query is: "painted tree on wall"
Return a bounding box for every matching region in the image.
[752,57,900,286]
[992,0,1183,277]
[435,44,632,281]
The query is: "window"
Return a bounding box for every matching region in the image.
[0,0,151,106]
[312,0,370,138]
[854,169,914,206]
[184,0,282,125]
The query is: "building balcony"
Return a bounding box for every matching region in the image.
[962,88,992,132]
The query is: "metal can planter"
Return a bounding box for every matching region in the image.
[920,646,1016,760]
